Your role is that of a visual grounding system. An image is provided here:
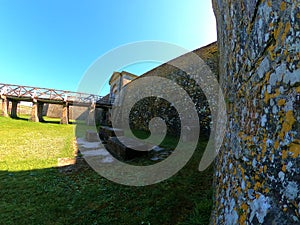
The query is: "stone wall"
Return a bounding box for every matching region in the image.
[122,42,218,138]
[4,103,89,120]
[46,104,89,120]
[212,0,300,224]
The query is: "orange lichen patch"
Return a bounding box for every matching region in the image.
[282,164,287,172]
[239,165,245,178]
[237,187,242,194]
[265,71,271,81]
[254,182,262,191]
[296,86,300,93]
[280,2,286,11]
[274,140,280,149]
[265,188,270,194]
[264,91,271,103]
[280,110,296,139]
[278,99,286,106]
[264,165,267,173]
[239,132,252,141]
[289,143,300,159]
[293,139,300,145]
[268,45,276,60]
[241,203,248,211]
[274,22,284,40]
[257,154,261,161]
[264,88,280,103]
[239,214,247,225]
[281,22,291,42]
[247,182,251,189]
[267,0,271,7]
[261,136,267,157]
[239,203,248,225]
[282,150,288,160]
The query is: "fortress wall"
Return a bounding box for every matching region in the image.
[212,0,300,224]
[120,43,219,137]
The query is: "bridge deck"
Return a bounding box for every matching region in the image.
[0,83,102,106]
[0,83,109,124]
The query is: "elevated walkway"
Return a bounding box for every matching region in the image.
[0,83,102,124]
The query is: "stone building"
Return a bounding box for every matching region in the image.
[109,71,138,101]
[97,71,137,126]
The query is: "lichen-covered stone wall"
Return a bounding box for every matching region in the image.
[212,0,300,224]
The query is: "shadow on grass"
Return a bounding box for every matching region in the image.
[0,140,213,225]
[9,115,79,125]
[11,116,28,122]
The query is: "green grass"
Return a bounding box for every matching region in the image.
[0,116,75,171]
[0,116,213,225]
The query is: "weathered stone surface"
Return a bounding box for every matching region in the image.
[121,43,218,138]
[29,100,39,122]
[212,0,300,224]
[98,126,124,142]
[1,96,9,117]
[60,102,69,124]
[85,130,100,142]
[46,103,89,120]
[85,104,96,126]
[106,136,150,160]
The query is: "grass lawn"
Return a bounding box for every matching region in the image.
[0,115,213,225]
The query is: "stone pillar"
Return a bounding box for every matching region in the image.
[29,100,39,122]
[86,103,95,126]
[1,96,9,117]
[212,0,300,224]
[60,102,69,124]
[10,100,18,118]
[37,102,44,122]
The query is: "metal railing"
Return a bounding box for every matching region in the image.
[0,83,102,104]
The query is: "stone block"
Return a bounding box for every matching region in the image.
[106,136,150,160]
[85,130,100,142]
[98,126,124,142]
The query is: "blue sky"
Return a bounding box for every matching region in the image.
[0,0,216,95]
